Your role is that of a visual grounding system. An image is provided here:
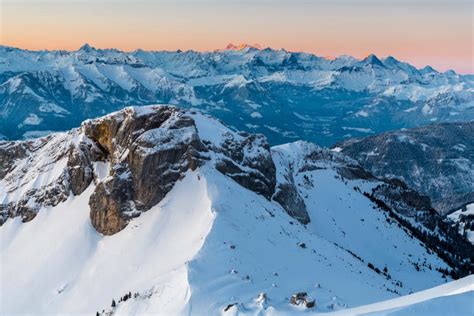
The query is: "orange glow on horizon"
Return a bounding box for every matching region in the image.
[1,0,472,74]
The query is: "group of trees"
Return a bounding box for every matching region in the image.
[364,191,474,278]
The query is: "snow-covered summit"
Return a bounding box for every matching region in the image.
[223,43,263,51]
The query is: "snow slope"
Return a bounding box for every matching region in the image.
[0,165,455,315]
[327,274,474,316]
[0,171,214,314]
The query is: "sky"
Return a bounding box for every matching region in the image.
[1,0,472,73]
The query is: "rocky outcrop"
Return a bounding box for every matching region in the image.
[290,292,315,308]
[82,107,209,234]
[0,142,29,179]
[0,175,70,225]
[126,115,205,209]
[67,141,105,196]
[82,107,278,234]
[89,164,134,235]
[0,134,73,224]
[270,141,378,225]
[213,132,276,200]
[0,106,279,234]
[273,183,309,224]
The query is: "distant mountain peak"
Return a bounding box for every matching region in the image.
[383,55,400,64]
[420,65,438,74]
[224,43,262,51]
[77,43,97,52]
[362,54,385,67]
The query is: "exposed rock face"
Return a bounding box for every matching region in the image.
[82,107,208,234]
[0,137,104,225]
[0,134,76,224]
[0,142,29,178]
[0,106,278,233]
[126,115,205,209]
[336,121,474,214]
[213,132,276,200]
[82,107,278,234]
[271,141,377,225]
[89,164,134,235]
[273,183,309,224]
[0,175,70,224]
[67,142,104,196]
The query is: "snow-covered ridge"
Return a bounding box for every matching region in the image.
[1,105,473,315]
[0,105,277,233]
[1,44,471,99]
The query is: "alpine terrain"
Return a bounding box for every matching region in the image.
[1,105,472,315]
[336,121,474,215]
[1,44,473,146]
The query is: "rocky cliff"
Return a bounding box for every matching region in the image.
[0,106,279,234]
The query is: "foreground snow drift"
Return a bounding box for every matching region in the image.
[327,275,474,316]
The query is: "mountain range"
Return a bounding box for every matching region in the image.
[1,106,472,314]
[1,44,473,146]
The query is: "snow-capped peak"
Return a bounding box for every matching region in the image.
[360,53,385,67]
[224,42,262,51]
[77,43,97,53]
[420,65,438,74]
